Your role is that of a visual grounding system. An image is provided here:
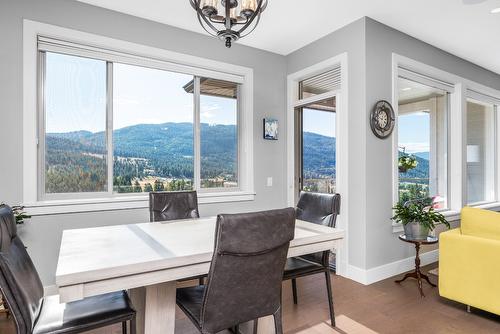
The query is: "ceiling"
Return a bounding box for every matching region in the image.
[76,0,500,74]
[398,78,446,104]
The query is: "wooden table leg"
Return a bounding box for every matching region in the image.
[395,243,436,297]
[240,315,275,334]
[130,282,177,334]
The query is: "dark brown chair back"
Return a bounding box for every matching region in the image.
[149,191,199,222]
[295,192,341,266]
[296,192,341,228]
[200,208,295,333]
[0,205,44,334]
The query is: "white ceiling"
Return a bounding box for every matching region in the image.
[76,0,500,74]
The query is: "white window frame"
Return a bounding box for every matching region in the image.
[286,53,349,277]
[465,91,500,206]
[395,68,453,211]
[392,54,500,232]
[23,20,255,215]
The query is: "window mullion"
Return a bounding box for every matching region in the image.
[194,76,201,191]
[106,62,114,195]
[38,51,47,201]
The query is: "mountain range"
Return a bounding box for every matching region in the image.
[45,122,429,192]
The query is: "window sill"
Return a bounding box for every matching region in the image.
[392,209,461,234]
[23,191,256,216]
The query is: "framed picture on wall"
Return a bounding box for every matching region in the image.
[263,118,278,140]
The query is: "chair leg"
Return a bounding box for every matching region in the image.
[199,277,204,285]
[325,270,336,327]
[129,316,136,334]
[273,307,283,334]
[122,321,127,334]
[291,278,298,304]
[253,319,259,334]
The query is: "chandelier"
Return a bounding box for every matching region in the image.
[189,0,268,48]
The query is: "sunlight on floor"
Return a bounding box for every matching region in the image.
[293,315,378,334]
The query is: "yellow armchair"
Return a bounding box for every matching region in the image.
[439,207,500,315]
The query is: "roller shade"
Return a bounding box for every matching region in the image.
[299,66,341,98]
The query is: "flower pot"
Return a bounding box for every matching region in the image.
[399,166,408,173]
[403,221,430,240]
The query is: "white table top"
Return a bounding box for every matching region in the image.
[56,217,344,287]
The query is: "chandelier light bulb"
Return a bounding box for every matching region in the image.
[241,0,257,17]
[201,0,218,16]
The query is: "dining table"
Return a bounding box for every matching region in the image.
[55,216,345,334]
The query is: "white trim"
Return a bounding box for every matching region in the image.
[286,53,349,277]
[23,191,256,216]
[392,54,500,215]
[44,285,59,296]
[23,20,254,211]
[347,249,439,285]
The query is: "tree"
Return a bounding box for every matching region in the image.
[132,180,142,193]
[144,183,153,192]
[153,180,165,191]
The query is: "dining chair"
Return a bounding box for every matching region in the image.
[149,190,205,285]
[0,204,136,334]
[283,191,341,327]
[149,190,200,222]
[176,208,296,334]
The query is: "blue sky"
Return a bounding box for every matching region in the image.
[302,108,335,137]
[46,51,426,148]
[398,112,430,153]
[46,53,236,133]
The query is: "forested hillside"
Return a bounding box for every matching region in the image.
[45,123,429,193]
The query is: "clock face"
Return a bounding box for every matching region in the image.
[370,100,395,139]
[376,111,388,128]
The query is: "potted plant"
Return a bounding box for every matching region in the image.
[391,198,450,239]
[398,155,418,173]
[0,203,31,224]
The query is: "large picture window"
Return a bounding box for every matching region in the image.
[39,50,241,199]
[397,76,449,208]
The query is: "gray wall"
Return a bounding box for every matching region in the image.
[287,17,500,273]
[363,17,500,269]
[287,18,368,269]
[0,0,287,285]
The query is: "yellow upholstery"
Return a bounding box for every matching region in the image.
[439,208,500,315]
[461,206,500,241]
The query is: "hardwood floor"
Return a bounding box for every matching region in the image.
[1,264,499,333]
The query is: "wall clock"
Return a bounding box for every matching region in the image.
[370,100,395,139]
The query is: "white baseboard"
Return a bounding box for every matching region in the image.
[346,249,439,285]
[44,285,59,296]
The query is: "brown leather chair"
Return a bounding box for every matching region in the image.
[284,192,341,327]
[0,204,136,334]
[176,208,296,334]
[149,190,199,222]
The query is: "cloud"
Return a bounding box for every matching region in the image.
[399,142,430,153]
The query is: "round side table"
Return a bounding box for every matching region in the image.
[395,234,438,297]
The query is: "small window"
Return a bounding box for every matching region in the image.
[199,78,239,189]
[397,77,449,208]
[466,98,497,204]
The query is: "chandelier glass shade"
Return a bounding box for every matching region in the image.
[189,0,268,48]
